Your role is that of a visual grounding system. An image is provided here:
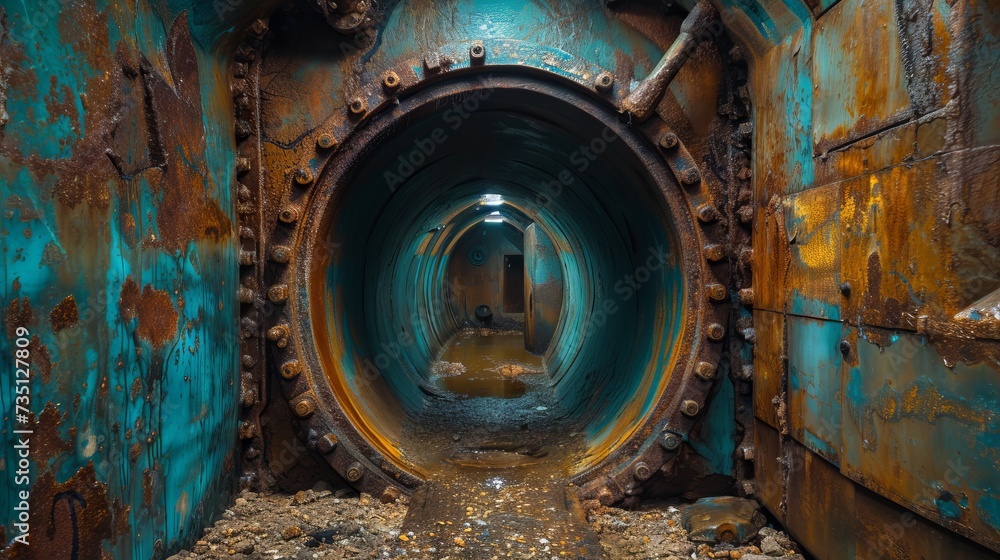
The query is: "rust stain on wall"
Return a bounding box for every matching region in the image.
[140,14,232,253]
[31,403,74,467]
[49,295,79,333]
[2,463,126,559]
[120,278,179,348]
[28,336,52,383]
[3,296,32,337]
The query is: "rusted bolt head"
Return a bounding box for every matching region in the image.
[279,206,299,223]
[294,168,314,185]
[317,134,337,150]
[739,364,754,381]
[659,132,678,149]
[380,487,402,504]
[238,250,255,266]
[267,325,289,345]
[703,244,725,262]
[594,71,614,93]
[346,462,364,482]
[707,283,727,302]
[423,52,442,74]
[596,486,615,506]
[317,433,339,454]
[238,286,255,304]
[681,399,700,417]
[236,157,251,174]
[250,18,269,37]
[271,245,291,263]
[293,396,315,418]
[681,167,701,185]
[280,360,301,379]
[706,323,725,341]
[268,284,289,303]
[839,339,852,356]
[742,328,757,344]
[240,316,259,334]
[633,462,652,481]
[716,522,739,543]
[239,421,254,439]
[694,361,716,381]
[840,281,852,297]
[697,204,719,223]
[238,183,252,201]
[382,71,400,90]
[660,432,682,451]
[241,354,256,367]
[470,41,486,64]
[348,98,366,115]
[740,445,755,461]
[738,288,754,306]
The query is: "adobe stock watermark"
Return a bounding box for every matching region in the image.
[9,326,34,546]
[3,0,67,46]
[863,459,971,559]
[535,126,621,209]
[584,244,671,336]
[383,76,497,192]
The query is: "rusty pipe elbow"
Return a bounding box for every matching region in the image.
[620,0,719,122]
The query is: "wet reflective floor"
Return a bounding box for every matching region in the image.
[397,329,603,558]
[432,329,545,399]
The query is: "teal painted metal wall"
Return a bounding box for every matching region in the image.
[0,0,274,556]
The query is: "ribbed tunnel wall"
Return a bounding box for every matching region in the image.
[305,79,692,476]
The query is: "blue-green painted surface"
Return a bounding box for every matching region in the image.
[0,0,265,556]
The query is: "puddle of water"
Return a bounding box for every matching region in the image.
[432,329,544,399]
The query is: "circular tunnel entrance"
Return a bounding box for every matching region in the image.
[274,73,722,497]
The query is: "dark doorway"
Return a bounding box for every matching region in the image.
[504,255,525,312]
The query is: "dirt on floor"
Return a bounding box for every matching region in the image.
[168,489,804,560]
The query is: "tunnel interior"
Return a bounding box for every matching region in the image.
[300,77,697,478]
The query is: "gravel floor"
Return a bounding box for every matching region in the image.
[168,489,805,560]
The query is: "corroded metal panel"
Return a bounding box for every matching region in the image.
[840,150,1000,332]
[751,185,790,314]
[0,1,268,557]
[751,25,814,199]
[752,419,784,522]
[753,310,785,430]
[785,183,841,320]
[854,484,999,560]
[842,325,1000,550]
[751,0,1000,555]
[786,316,843,464]
[811,0,912,154]
[784,438,856,560]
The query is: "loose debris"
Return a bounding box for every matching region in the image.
[169,492,804,559]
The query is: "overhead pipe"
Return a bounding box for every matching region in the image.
[620,0,721,122]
